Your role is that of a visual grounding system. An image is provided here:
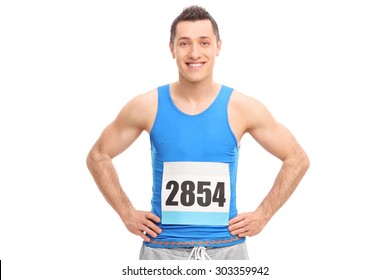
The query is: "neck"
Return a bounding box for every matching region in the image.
[174,79,218,102]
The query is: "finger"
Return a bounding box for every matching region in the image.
[237,227,250,237]
[231,224,250,236]
[145,220,162,234]
[228,214,245,225]
[231,228,243,236]
[138,230,151,242]
[230,226,243,236]
[141,225,159,238]
[228,219,246,231]
[240,228,255,237]
[146,212,161,223]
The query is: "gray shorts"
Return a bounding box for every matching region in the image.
[139,242,249,260]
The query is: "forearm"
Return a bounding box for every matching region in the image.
[256,152,310,221]
[86,150,134,220]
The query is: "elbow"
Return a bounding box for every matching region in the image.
[86,149,94,172]
[300,150,310,174]
[86,147,100,172]
[86,145,112,173]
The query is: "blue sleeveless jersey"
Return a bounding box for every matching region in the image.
[146,84,245,248]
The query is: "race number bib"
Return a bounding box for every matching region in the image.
[161,162,231,226]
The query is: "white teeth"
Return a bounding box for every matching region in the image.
[188,63,203,67]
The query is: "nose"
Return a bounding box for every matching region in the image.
[189,44,200,59]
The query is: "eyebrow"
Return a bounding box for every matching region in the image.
[177,36,212,41]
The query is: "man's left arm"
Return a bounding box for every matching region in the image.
[228,97,310,238]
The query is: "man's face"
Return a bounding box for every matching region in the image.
[170,20,221,84]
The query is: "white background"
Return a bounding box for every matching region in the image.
[1,0,389,279]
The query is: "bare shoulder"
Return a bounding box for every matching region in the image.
[117,88,158,132]
[229,90,308,161]
[229,90,276,134]
[125,88,158,114]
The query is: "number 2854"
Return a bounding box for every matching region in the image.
[165,180,226,207]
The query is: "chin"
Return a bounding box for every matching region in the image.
[185,74,210,83]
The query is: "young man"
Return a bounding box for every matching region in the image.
[86,5,309,260]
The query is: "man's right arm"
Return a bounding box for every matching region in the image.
[86,90,161,242]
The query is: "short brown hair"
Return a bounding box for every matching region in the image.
[170,5,220,43]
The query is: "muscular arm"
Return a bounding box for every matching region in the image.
[86,91,161,242]
[228,93,310,237]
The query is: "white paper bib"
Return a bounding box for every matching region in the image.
[161,162,231,226]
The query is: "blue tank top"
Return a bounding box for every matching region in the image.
[146,84,245,248]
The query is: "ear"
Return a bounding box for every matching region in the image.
[216,39,222,56]
[169,42,175,59]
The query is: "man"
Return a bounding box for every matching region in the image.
[86,5,309,260]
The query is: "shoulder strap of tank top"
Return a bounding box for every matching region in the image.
[213,85,234,110]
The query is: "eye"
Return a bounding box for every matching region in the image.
[201,41,210,46]
[178,41,189,47]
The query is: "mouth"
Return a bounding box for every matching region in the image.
[186,62,205,69]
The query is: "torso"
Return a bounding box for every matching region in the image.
[146,83,245,248]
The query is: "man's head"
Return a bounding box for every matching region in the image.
[170,5,220,44]
[169,6,222,84]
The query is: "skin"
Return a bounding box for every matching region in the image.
[86,19,309,243]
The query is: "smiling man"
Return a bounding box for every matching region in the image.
[87,5,309,260]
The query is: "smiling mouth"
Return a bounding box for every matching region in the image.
[187,62,205,68]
